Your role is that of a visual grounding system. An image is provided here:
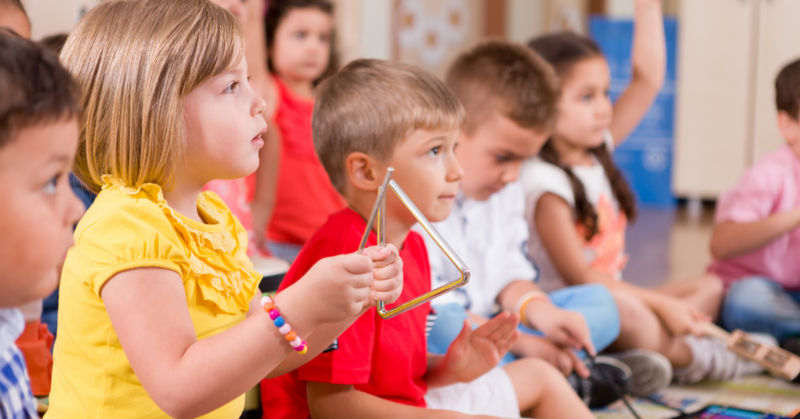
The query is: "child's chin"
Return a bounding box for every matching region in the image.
[425,205,453,223]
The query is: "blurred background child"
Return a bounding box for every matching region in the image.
[522,0,766,392]
[250,0,346,263]
[712,58,800,365]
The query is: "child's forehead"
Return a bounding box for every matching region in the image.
[0,118,78,166]
[401,127,461,146]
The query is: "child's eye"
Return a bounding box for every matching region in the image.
[427,146,441,157]
[42,175,58,195]
[495,154,510,164]
[295,31,307,40]
[223,81,239,94]
[604,90,611,98]
[581,93,593,102]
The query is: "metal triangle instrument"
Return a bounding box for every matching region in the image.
[358,167,470,320]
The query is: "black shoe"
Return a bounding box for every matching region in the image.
[780,337,800,384]
[567,356,632,409]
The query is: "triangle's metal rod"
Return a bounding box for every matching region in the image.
[358,167,394,253]
[377,179,470,320]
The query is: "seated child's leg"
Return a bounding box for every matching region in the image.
[502,358,594,419]
[424,368,522,418]
[658,273,724,320]
[611,289,693,368]
[546,284,621,353]
[721,276,800,341]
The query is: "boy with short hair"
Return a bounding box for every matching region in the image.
[712,58,800,359]
[423,40,656,406]
[260,59,593,419]
[0,32,85,419]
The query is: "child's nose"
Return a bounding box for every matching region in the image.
[446,156,464,182]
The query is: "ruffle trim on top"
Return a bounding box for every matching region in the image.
[102,176,259,315]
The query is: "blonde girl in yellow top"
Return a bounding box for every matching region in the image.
[46,1,404,418]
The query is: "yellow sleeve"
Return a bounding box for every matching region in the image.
[73,198,189,298]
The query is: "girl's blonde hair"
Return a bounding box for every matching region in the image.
[61,0,246,194]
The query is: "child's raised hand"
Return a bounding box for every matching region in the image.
[653,296,711,337]
[440,311,520,384]
[361,244,403,306]
[293,253,375,324]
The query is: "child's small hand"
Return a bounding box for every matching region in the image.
[297,253,375,324]
[440,311,520,383]
[361,244,403,307]
[653,296,711,337]
[526,302,596,356]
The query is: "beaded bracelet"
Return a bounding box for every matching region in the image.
[261,294,308,355]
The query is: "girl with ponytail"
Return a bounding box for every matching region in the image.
[521,0,747,393]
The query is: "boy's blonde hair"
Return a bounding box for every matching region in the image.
[61,0,246,194]
[313,59,465,194]
[446,40,559,134]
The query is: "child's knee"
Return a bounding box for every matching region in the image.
[699,274,724,298]
[612,290,661,349]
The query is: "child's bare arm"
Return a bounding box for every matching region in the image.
[710,209,800,260]
[608,0,666,145]
[497,280,595,359]
[535,193,615,287]
[535,192,708,336]
[268,245,404,377]
[251,125,281,255]
[306,382,490,419]
[101,252,378,419]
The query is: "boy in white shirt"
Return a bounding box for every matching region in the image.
[423,40,664,407]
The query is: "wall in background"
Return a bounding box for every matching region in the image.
[21,0,100,40]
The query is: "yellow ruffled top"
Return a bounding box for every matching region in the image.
[47,177,262,419]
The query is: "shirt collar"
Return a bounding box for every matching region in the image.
[0,308,24,355]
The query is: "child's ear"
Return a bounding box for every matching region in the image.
[778,110,800,146]
[345,152,385,191]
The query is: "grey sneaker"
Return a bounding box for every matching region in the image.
[610,349,673,396]
[673,334,775,385]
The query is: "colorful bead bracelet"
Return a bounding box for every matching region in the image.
[261,294,308,355]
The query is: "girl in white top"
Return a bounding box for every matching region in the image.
[520,0,760,387]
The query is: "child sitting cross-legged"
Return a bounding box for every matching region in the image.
[260,59,594,419]
[712,58,800,365]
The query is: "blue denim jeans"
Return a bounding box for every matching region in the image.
[427,284,621,366]
[721,276,800,342]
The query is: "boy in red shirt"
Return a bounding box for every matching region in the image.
[261,59,593,418]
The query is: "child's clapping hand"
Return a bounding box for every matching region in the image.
[428,312,520,388]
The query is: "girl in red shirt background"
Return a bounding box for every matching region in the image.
[251,0,346,263]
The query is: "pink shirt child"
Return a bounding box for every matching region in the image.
[708,145,800,291]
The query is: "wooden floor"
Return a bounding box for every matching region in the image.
[624,202,716,288]
[601,202,800,419]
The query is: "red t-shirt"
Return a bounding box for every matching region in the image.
[260,208,431,418]
[267,77,346,245]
